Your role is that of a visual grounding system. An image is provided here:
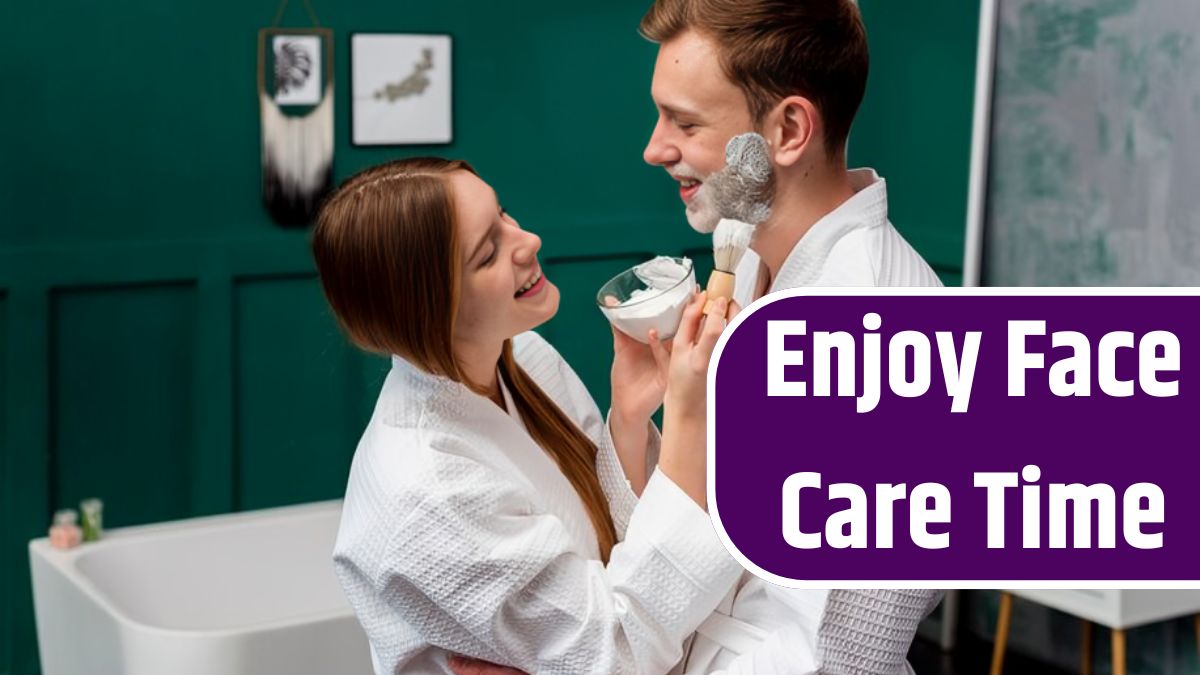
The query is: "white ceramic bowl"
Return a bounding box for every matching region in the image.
[596,257,695,343]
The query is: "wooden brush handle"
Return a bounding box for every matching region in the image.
[704,270,735,315]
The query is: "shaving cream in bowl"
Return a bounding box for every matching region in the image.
[596,256,695,343]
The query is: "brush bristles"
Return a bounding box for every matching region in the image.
[713,218,755,273]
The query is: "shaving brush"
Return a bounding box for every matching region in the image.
[704,132,775,315]
[707,219,755,306]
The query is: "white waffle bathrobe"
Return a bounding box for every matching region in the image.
[731,168,943,309]
[333,331,745,674]
[684,167,944,675]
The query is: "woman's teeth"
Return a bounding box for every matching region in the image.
[516,271,542,297]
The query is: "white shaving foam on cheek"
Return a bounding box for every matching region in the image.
[685,185,719,234]
[674,162,719,234]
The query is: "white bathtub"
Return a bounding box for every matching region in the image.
[29,500,373,675]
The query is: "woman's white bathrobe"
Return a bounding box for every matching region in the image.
[332,331,746,674]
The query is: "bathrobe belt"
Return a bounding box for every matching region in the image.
[686,584,768,670]
[694,611,768,655]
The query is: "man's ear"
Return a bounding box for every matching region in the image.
[764,95,821,168]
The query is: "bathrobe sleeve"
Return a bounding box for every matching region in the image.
[334,428,743,675]
[704,588,941,675]
[813,589,943,675]
[513,331,661,540]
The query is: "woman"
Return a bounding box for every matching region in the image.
[313,157,743,674]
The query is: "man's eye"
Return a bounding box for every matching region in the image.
[677,121,696,130]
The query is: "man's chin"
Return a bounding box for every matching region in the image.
[685,207,719,234]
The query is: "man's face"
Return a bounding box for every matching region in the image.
[644,29,755,233]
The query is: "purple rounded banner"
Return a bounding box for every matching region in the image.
[708,289,1199,588]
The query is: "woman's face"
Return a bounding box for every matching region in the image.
[450,170,559,350]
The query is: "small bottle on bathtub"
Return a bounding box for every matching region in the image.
[80,498,104,542]
[48,509,82,550]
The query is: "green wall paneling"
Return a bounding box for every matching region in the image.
[0,1,982,671]
[191,273,235,517]
[51,284,198,527]
[356,353,393,429]
[0,291,7,675]
[853,0,981,278]
[234,275,362,511]
[4,288,50,675]
[0,238,321,675]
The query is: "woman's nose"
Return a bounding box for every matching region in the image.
[513,229,541,265]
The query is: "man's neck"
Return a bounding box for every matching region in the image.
[751,162,857,284]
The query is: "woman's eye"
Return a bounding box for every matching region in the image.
[480,248,497,266]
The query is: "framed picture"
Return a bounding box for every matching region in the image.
[351,33,453,146]
[258,28,333,106]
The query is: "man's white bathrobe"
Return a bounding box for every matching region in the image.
[682,168,945,675]
[732,168,943,309]
[333,332,747,674]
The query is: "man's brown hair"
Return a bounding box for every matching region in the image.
[641,0,869,157]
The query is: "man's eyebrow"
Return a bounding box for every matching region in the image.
[661,103,703,119]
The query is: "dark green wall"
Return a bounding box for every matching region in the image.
[0,2,977,673]
[854,0,980,286]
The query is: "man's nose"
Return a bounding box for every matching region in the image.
[643,118,681,166]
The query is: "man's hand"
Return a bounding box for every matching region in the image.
[447,655,527,675]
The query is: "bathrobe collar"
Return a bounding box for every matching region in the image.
[386,353,599,558]
[770,168,888,292]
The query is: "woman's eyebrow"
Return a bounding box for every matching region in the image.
[467,222,498,262]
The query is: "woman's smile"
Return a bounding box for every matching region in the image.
[515,269,547,298]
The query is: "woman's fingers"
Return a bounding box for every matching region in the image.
[674,290,707,346]
[648,329,671,373]
[611,322,633,352]
[697,297,728,360]
[728,298,743,321]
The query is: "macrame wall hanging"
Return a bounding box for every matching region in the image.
[257,0,333,227]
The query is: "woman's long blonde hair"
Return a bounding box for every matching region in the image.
[311,158,617,562]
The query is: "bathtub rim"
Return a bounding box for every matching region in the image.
[29,498,356,639]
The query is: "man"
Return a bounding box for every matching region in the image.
[642,0,942,299]
[453,1,942,673]
[639,0,942,672]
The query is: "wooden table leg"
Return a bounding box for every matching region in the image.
[1112,628,1127,675]
[990,592,1014,675]
[1080,619,1092,675]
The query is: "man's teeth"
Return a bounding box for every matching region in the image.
[517,271,542,295]
[681,179,699,188]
